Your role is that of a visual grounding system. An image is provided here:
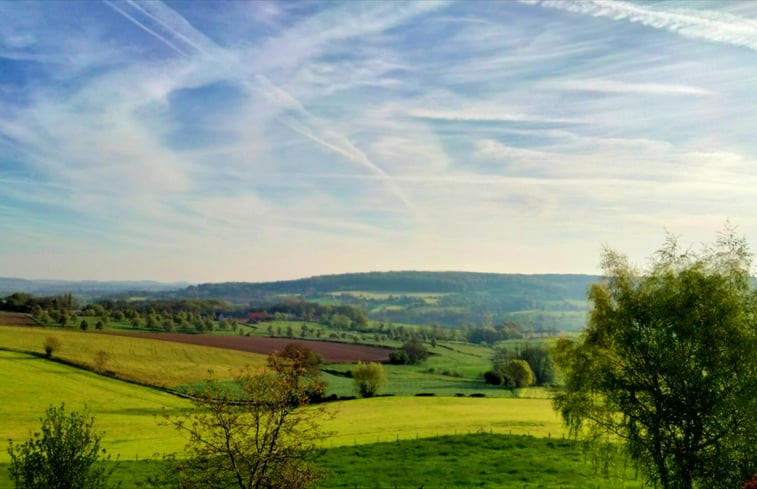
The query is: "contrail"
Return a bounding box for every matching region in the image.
[523,0,757,52]
[103,0,188,56]
[102,0,423,215]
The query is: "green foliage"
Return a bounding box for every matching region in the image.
[158,354,328,489]
[396,337,429,365]
[352,362,387,398]
[388,349,410,365]
[503,359,536,388]
[554,230,757,489]
[517,345,554,385]
[483,370,503,385]
[43,336,60,358]
[7,404,117,489]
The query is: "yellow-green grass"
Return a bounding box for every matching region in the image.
[0,350,190,464]
[316,396,565,447]
[0,325,266,387]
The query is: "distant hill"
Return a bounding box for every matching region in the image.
[0,277,189,297]
[168,271,599,331]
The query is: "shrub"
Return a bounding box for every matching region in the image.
[8,404,116,489]
[352,362,387,398]
[388,350,410,365]
[94,351,109,373]
[483,370,503,385]
[503,359,536,388]
[43,337,60,358]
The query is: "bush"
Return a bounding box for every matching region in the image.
[483,370,503,386]
[352,362,387,398]
[43,337,60,358]
[8,404,116,489]
[388,350,410,365]
[503,359,536,388]
[94,351,109,373]
[401,337,429,364]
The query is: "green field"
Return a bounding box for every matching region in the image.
[0,349,564,455]
[0,325,266,387]
[0,350,191,464]
[0,433,643,489]
[318,396,564,447]
[317,434,642,489]
[0,329,642,489]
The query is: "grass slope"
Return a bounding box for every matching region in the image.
[0,325,266,387]
[0,350,190,464]
[318,433,642,489]
[0,434,642,489]
[317,397,564,447]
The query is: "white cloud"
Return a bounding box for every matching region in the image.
[543,78,714,96]
[525,0,757,52]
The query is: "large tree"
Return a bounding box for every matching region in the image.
[554,231,757,489]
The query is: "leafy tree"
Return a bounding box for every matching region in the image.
[80,319,89,331]
[158,354,329,489]
[503,359,535,388]
[352,362,386,398]
[58,311,70,327]
[268,343,325,401]
[388,349,410,365]
[518,345,554,385]
[330,313,351,330]
[395,336,429,365]
[553,231,757,489]
[491,347,515,375]
[93,351,109,373]
[43,336,60,358]
[7,404,117,489]
[483,370,503,386]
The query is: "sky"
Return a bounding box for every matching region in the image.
[2,0,757,283]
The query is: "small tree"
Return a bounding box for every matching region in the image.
[161,353,329,489]
[394,336,429,365]
[7,404,117,489]
[80,319,89,331]
[94,351,109,373]
[352,362,387,398]
[503,359,536,389]
[518,345,554,385]
[43,336,60,358]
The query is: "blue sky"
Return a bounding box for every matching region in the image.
[2,0,757,282]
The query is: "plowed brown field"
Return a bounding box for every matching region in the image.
[0,312,38,326]
[109,332,391,363]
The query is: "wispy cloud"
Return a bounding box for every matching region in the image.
[541,79,714,96]
[524,0,757,52]
[2,1,757,280]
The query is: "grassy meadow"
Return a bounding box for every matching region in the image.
[0,320,631,488]
[0,325,266,387]
[0,350,191,463]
